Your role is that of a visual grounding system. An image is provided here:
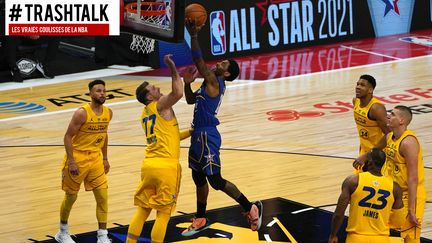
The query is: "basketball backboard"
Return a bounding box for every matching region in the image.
[121,0,185,43]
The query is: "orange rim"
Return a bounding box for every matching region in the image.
[125,2,165,16]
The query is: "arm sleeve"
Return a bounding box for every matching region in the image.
[179,129,191,141]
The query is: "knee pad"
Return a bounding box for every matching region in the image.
[207,174,226,191]
[192,170,207,187]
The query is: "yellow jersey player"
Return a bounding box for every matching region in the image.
[55,80,113,243]
[354,106,426,243]
[329,148,404,243]
[353,75,389,173]
[126,54,191,243]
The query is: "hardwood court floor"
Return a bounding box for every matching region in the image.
[1,48,432,242]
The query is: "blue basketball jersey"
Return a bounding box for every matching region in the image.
[192,77,225,129]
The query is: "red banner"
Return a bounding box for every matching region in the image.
[8,24,109,36]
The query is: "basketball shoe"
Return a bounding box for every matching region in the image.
[247,201,263,231]
[181,217,211,236]
[54,230,75,243]
[96,229,111,243]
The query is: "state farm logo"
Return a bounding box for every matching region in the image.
[267,87,432,122]
[267,110,324,121]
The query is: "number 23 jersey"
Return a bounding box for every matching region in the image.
[346,172,395,236]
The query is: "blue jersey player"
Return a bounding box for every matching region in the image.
[181,19,263,236]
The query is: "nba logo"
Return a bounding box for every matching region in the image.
[210,11,226,55]
[399,36,432,47]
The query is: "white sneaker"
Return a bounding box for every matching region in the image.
[54,231,76,243]
[97,229,111,243]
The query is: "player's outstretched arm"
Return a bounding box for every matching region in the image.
[183,66,198,104]
[186,19,218,87]
[158,54,183,111]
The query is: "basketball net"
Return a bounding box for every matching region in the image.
[130,35,155,54]
[127,1,169,54]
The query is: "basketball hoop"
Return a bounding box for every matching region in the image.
[125,2,165,17]
[125,1,168,54]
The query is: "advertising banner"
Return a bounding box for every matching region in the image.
[192,0,431,60]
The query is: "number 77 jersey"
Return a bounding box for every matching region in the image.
[141,101,180,159]
[346,172,395,236]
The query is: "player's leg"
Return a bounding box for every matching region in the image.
[56,153,88,243]
[56,192,78,243]
[151,210,171,243]
[400,195,425,243]
[193,169,209,218]
[85,153,109,243]
[204,128,263,231]
[207,174,263,231]
[93,188,110,243]
[181,169,211,236]
[126,207,152,243]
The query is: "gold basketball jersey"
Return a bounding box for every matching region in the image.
[385,130,426,197]
[346,172,395,236]
[142,101,180,159]
[354,97,384,154]
[72,103,111,152]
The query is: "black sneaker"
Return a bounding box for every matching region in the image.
[11,67,23,82]
[36,62,54,79]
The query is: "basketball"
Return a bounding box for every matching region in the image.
[185,3,207,26]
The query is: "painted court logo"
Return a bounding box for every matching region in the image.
[399,36,432,47]
[267,87,432,122]
[0,102,46,113]
[210,10,226,55]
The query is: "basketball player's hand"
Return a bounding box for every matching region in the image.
[183,66,198,84]
[352,154,366,169]
[68,160,79,176]
[103,159,110,174]
[328,235,338,243]
[185,19,202,35]
[163,54,175,68]
[408,210,420,226]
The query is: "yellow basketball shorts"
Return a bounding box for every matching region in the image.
[346,233,390,243]
[400,194,426,240]
[134,158,181,215]
[61,150,107,194]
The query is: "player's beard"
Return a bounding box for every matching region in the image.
[93,97,106,105]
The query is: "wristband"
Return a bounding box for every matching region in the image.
[191,50,202,58]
